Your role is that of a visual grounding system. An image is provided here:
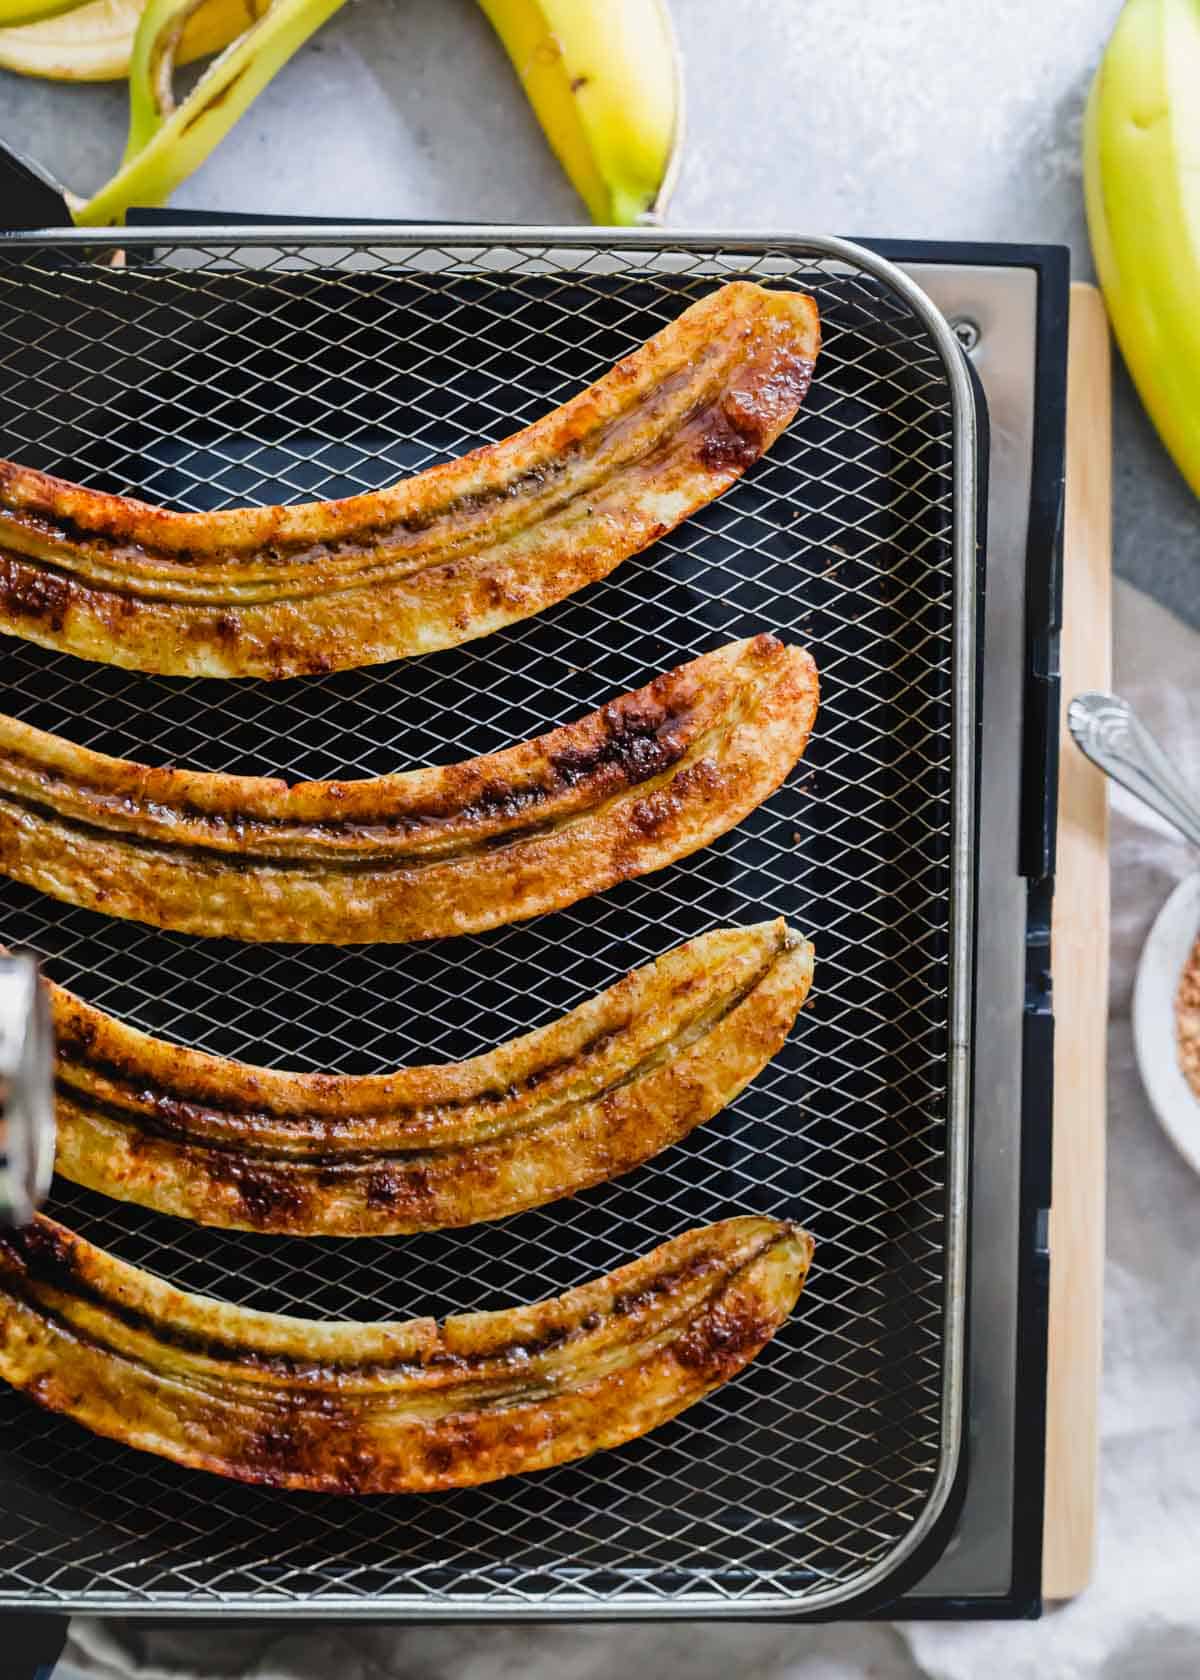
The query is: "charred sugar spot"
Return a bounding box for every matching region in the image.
[658,756,722,809]
[419,1414,486,1477]
[55,1013,99,1059]
[2,1219,81,1284]
[364,1169,401,1209]
[215,1162,308,1228]
[625,781,689,839]
[245,1415,310,1477]
[0,559,72,631]
[212,612,239,644]
[550,703,683,788]
[453,781,551,827]
[698,417,762,474]
[364,1164,432,1211]
[611,1251,717,1320]
[674,1303,774,1378]
[697,350,814,475]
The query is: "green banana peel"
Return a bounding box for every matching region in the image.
[121,0,269,161]
[73,0,345,225]
[0,0,90,26]
[1085,0,1200,498]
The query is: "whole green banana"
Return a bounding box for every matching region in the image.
[1085,0,1200,497]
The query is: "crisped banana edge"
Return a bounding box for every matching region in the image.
[0,1215,815,1493]
[0,282,820,677]
[0,633,819,943]
[54,920,815,1234]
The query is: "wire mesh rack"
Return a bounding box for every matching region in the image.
[0,229,975,1617]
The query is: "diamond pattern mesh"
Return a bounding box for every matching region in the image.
[0,235,963,1614]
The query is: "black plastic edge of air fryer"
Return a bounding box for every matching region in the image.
[863,238,1068,1623]
[5,1612,68,1680]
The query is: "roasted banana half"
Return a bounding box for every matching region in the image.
[0,1214,814,1492]
[52,921,814,1235]
[0,634,818,943]
[0,282,820,678]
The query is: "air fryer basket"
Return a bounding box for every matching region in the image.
[0,229,976,1617]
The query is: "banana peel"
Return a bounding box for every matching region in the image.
[478,0,683,225]
[120,0,270,162]
[0,0,88,26]
[1084,0,1200,498]
[14,0,683,231]
[73,0,343,224]
[0,0,254,84]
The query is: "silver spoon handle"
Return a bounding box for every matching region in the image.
[1068,691,1200,851]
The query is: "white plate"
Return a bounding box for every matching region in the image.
[1133,872,1200,1177]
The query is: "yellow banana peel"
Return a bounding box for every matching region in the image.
[0,0,87,26]
[1085,0,1200,497]
[478,0,683,225]
[0,0,254,85]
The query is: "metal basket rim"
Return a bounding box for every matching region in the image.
[0,225,978,1620]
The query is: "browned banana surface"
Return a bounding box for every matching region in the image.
[0,634,818,943]
[52,921,815,1234]
[0,1215,814,1492]
[0,282,820,677]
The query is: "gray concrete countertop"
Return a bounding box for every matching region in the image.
[2,0,1198,628]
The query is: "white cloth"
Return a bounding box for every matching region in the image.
[60,579,1200,1679]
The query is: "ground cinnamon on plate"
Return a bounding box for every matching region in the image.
[1175,932,1200,1101]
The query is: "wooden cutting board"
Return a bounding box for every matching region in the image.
[1041,282,1112,1599]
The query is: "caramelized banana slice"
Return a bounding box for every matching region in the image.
[53,920,813,1236]
[0,282,820,677]
[0,1215,814,1492]
[53,921,814,1234]
[0,634,818,943]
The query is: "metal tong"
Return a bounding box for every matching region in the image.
[0,955,55,1227]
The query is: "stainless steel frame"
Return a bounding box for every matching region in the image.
[0,228,977,1617]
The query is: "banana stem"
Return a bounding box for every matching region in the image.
[73,0,346,226]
